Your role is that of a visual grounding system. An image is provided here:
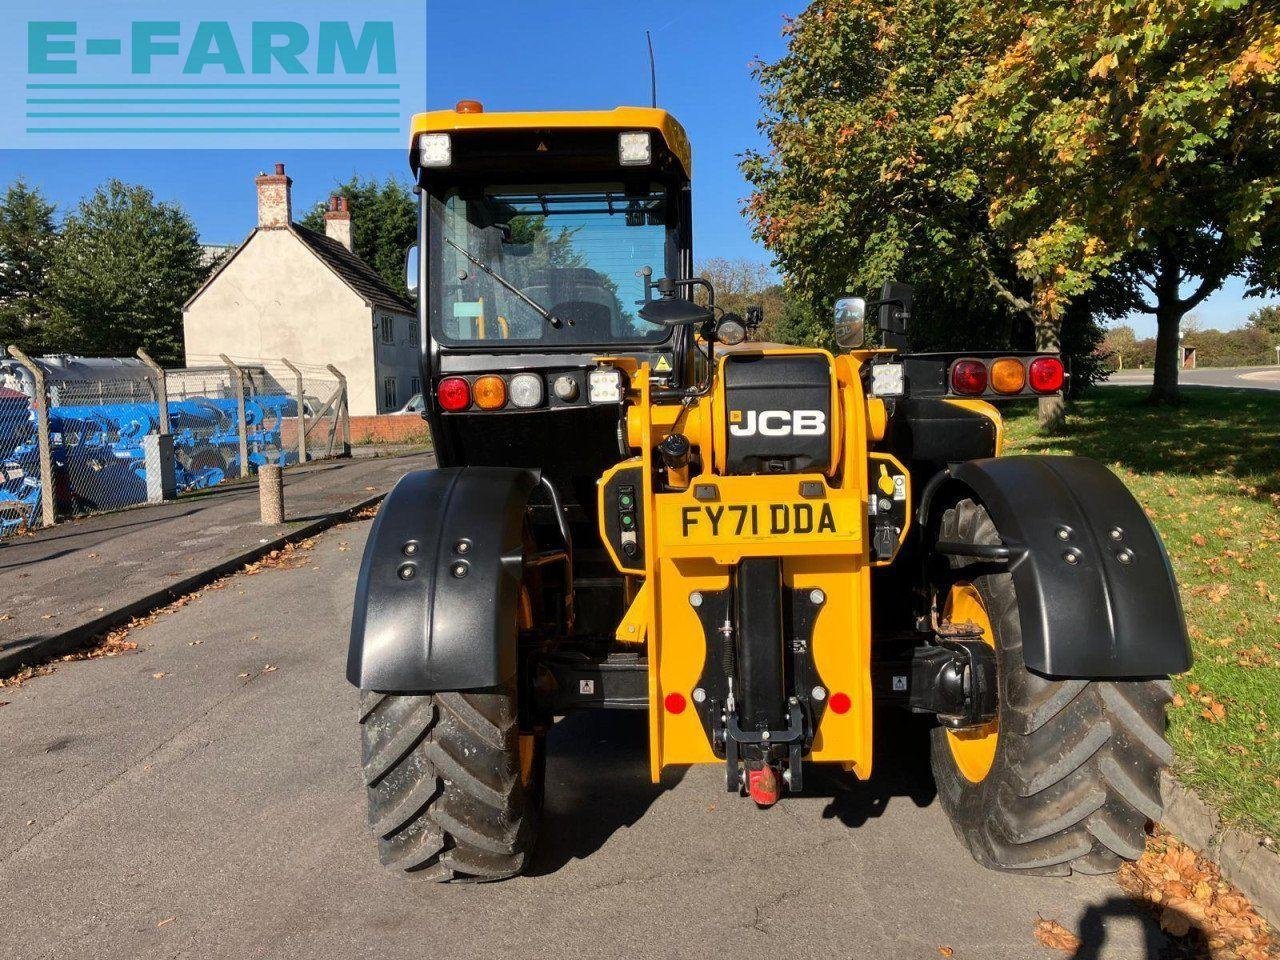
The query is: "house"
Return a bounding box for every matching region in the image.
[182,164,420,416]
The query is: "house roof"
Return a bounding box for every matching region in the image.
[183,224,416,316]
[292,224,415,315]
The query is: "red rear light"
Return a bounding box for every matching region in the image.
[829,692,851,715]
[950,360,988,396]
[664,692,686,714]
[1028,357,1065,393]
[437,377,470,411]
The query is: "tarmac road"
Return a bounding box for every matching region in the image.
[1104,365,1280,391]
[0,519,1172,960]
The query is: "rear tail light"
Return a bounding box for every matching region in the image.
[472,375,507,410]
[950,360,988,396]
[990,357,1027,394]
[1029,357,1065,393]
[437,377,470,412]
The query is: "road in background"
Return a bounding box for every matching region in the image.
[1104,366,1280,391]
[1,518,1164,960]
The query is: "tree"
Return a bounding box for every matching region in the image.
[1100,324,1138,370]
[697,257,789,338]
[742,0,1077,423]
[0,179,57,354]
[945,0,1280,403]
[299,176,416,292]
[44,180,208,364]
[1247,304,1280,346]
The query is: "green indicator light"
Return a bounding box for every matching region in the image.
[621,514,634,527]
[620,494,633,508]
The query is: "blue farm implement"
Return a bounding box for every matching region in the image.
[0,395,301,536]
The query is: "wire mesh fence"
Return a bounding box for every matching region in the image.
[0,384,40,537]
[0,353,348,541]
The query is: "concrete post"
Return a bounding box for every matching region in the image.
[279,357,308,465]
[258,463,284,524]
[135,348,170,436]
[141,433,177,502]
[219,354,251,478]
[6,346,57,528]
[326,364,351,458]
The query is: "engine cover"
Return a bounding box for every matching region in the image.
[719,352,836,475]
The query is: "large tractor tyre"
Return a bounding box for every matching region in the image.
[929,498,1173,876]
[359,683,545,882]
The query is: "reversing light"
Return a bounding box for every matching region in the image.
[950,360,988,396]
[418,132,452,167]
[1029,357,1065,393]
[990,357,1027,394]
[437,377,470,411]
[472,375,507,410]
[619,130,652,166]
[588,366,624,404]
[508,373,544,408]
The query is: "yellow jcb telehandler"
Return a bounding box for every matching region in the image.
[348,102,1189,881]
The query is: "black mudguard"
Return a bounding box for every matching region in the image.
[926,456,1191,678]
[347,466,539,692]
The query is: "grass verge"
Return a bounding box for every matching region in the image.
[1004,387,1280,841]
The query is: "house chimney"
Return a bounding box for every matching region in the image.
[324,195,353,252]
[254,162,292,229]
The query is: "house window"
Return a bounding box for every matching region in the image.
[410,377,421,396]
[408,320,420,346]
[384,377,397,410]
[380,316,395,344]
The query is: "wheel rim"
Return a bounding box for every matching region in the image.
[944,583,999,784]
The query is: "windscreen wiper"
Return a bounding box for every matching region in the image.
[444,237,569,329]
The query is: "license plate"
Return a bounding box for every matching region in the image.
[677,501,841,540]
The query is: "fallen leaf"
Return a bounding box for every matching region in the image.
[1192,533,1207,546]
[938,947,954,958]
[152,672,167,680]
[263,664,277,673]
[1034,918,1081,952]
[238,672,250,679]
[1172,693,1185,708]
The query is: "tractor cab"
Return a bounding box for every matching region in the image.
[409,104,697,519]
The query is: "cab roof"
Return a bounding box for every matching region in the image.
[410,105,692,177]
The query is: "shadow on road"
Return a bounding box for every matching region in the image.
[528,709,685,876]
[1073,896,1209,960]
[805,711,938,827]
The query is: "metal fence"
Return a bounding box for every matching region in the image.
[0,350,349,540]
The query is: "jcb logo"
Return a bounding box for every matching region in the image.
[728,409,826,437]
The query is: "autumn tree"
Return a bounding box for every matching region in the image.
[947,0,1280,404]
[44,181,208,364]
[0,179,57,354]
[743,0,1076,420]
[697,257,789,338]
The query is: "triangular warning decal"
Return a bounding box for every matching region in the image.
[654,355,672,373]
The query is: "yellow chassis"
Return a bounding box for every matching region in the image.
[598,348,923,783]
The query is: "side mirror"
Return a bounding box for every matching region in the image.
[833,297,867,350]
[405,245,420,295]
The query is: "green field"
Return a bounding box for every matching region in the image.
[1003,387,1280,840]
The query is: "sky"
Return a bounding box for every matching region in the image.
[0,0,1272,337]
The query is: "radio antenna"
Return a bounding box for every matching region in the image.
[646,30,658,108]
